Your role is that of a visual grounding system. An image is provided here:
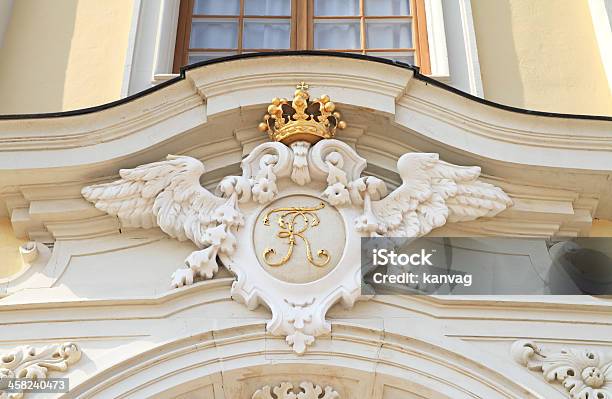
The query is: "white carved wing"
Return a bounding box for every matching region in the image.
[81,155,227,247]
[371,153,512,237]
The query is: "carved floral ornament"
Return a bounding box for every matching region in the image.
[82,83,512,354]
[512,340,612,399]
[252,381,339,399]
[0,342,82,399]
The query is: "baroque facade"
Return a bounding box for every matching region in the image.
[1,1,612,399]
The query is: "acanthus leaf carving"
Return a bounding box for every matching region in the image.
[290,141,311,186]
[511,340,612,399]
[0,342,82,399]
[252,381,340,399]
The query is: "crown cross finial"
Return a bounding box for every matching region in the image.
[258,82,347,146]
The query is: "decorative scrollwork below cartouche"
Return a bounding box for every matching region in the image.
[252,381,340,399]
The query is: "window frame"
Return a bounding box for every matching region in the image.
[173,0,431,74]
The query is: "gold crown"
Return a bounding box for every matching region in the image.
[258,82,347,145]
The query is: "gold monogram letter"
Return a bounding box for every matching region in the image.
[262,203,330,267]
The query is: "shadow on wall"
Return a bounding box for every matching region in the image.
[470,0,525,108]
[0,217,27,279]
[0,0,77,114]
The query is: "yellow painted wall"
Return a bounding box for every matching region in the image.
[0,0,609,115]
[0,0,133,114]
[0,217,27,279]
[590,219,612,237]
[471,0,612,116]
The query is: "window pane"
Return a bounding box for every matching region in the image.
[314,20,361,49]
[366,51,414,65]
[244,0,291,16]
[188,52,237,64]
[193,0,240,15]
[243,19,291,49]
[366,20,412,48]
[364,0,410,16]
[314,0,359,16]
[190,19,239,48]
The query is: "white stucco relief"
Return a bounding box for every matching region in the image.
[81,84,512,354]
[252,381,339,399]
[0,342,82,399]
[512,340,612,399]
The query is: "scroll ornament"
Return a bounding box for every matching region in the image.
[0,342,81,399]
[252,381,339,399]
[512,340,612,399]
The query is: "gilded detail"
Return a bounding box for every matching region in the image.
[262,202,330,267]
[258,82,347,145]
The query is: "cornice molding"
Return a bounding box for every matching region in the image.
[400,93,612,151]
[2,276,611,324]
[0,55,609,162]
[396,88,612,172]
[2,52,611,121]
[0,81,201,152]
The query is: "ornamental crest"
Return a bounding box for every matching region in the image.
[82,83,512,354]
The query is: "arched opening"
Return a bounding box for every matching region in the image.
[66,324,539,399]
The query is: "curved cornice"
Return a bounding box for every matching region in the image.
[1,51,611,121]
[0,53,610,168]
[0,53,610,174]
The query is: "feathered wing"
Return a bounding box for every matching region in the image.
[370,153,512,237]
[369,177,431,237]
[81,155,227,247]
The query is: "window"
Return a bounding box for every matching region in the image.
[173,0,296,69]
[173,0,430,74]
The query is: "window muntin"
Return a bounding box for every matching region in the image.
[311,0,417,65]
[174,0,294,69]
[174,0,430,74]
